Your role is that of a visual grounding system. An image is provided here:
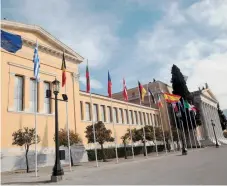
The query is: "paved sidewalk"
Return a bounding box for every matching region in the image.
[1,148,214,185]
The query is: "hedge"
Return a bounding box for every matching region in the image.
[87,145,165,161]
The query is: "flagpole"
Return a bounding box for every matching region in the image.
[182,98,193,149]
[154,86,167,154]
[65,84,72,171]
[163,97,175,152]
[171,105,181,151]
[137,85,148,158]
[178,105,187,149]
[87,60,98,167]
[193,112,201,148]
[146,84,158,156]
[35,79,38,177]
[126,102,135,159]
[188,110,198,149]
[110,98,119,164]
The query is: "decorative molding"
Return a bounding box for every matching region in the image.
[8,109,54,116]
[8,62,57,77]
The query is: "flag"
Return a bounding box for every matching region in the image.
[108,71,112,98]
[172,102,179,112]
[138,81,146,102]
[1,29,22,53]
[163,93,181,103]
[123,78,128,101]
[33,41,40,81]
[86,62,90,93]
[157,94,163,108]
[61,52,66,87]
[148,88,156,103]
[183,100,190,109]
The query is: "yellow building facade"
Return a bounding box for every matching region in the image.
[1,20,160,172]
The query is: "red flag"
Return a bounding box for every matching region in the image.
[61,52,66,87]
[172,103,179,112]
[123,78,128,101]
[108,71,112,98]
[86,62,90,93]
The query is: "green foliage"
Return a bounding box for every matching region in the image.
[217,103,227,130]
[121,129,130,144]
[195,109,202,126]
[54,128,82,147]
[12,127,40,147]
[87,145,165,161]
[12,127,40,173]
[171,64,191,100]
[85,121,114,145]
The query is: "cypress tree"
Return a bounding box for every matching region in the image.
[217,103,227,130]
[171,64,191,100]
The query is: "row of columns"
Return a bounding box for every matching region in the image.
[201,102,226,144]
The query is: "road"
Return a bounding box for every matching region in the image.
[2,146,227,185]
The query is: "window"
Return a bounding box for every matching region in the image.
[124,109,128,124]
[93,104,98,122]
[139,112,142,125]
[134,111,138,125]
[143,112,146,125]
[132,92,135,97]
[85,102,91,121]
[44,82,51,114]
[80,101,84,120]
[30,79,38,112]
[100,105,106,122]
[129,110,133,124]
[119,108,123,123]
[14,76,24,111]
[107,106,112,123]
[113,107,118,123]
[147,113,150,125]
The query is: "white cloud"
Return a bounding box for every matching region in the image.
[7,0,120,68]
[80,76,103,90]
[133,0,227,108]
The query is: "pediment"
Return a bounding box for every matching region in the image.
[1,20,83,62]
[202,89,218,102]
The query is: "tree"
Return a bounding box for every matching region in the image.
[85,121,114,162]
[171,64,191,100]
[217,103,227,130]
[54,129,82,166]
[121,129,130,159]
[137,126,154,156]
[12,127,40,173]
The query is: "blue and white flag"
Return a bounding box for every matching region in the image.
[1,30,22,53]
[33,41,40,81]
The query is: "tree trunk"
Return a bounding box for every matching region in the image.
[124,142,127,159]
[100,144,106,162]
[70,148,74,166]
[143,141,146,156]
[25,145,29,173]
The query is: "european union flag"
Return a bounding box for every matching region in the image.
[1,29,22,53]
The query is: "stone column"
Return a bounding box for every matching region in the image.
[214,107,224,140]
[203,103,213,142]
[200,102,208,140]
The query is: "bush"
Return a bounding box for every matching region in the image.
[87,145,165,161]
[223,130,227,138]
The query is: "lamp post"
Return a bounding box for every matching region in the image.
[51,79,64,182]
[211,119,219,148]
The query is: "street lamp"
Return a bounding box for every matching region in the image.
[211,119,219,148]
[51,78,64,182]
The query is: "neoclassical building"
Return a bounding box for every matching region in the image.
[1,20,160,172]
[192,88,227,145]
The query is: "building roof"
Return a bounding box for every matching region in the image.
[1,20,84,63]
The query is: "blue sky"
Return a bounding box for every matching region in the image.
[2,0,227,109]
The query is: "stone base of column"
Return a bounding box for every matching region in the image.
[51,175,63,182]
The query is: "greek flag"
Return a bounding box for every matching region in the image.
[33,41,40,81]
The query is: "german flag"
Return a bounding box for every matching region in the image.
[61,52,66,87]
[138,81,146,102]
